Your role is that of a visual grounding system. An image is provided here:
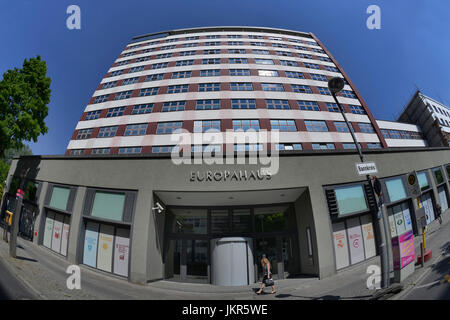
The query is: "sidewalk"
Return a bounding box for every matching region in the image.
[0,212,448,300]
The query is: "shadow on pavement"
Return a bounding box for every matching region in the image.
[15,256,38,263]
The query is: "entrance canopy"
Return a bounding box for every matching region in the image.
[155,187,307,207]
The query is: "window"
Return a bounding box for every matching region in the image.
[358,123,375,133]
[280,60,297,67]
[272,43,287,48]
[192,145,222,153]
[248,35,263,39]
[270,120,297,132]
[311,48,325,53]
[85,110,101,121]
[76,128,93,140]
[230,82,253,91]
[305,120,328,132]
[230,69,250,76]
[276,51,292,57]
[228,49,246,54]
[304,62,320,70]
[202,58,220,64]
[179,50,196,56]
[381,130,390,139]
[92,148,111,155]
[172,71,192,79]
[156,122,183,134]
[199,83,220,92]
[291,84,312,93]
[325,66,340,72]
[160,45,176,51]
[334,122,353,132]
[102,81,117,89]
[203,49,220,55]
[152,145,180,153]
[252,49,269,55]
[234,144,263,152]
[367,143,382,149]
[145,73,164,82]
[117,60,130,66]
[200,69,220,77]
[229,58,248,64]
[233,120,260,131]
[196,99,220,110]
[165,38,178,43]
[185,36,199,40]
[232,99,256,109]
[152,62,168,69]
[109,70,123,77]
[114,90,133,100]
[69,149,85,155]
[106,107,126,118]
[326,103,340,112]
[417,172,430,191]
[156,53,172,59]
[292,45,308,51]
[205,41,221,46]
[400,131,412,139]
[194,120,221,133]
[141,48,153,54]
[132,104,153,114]
[276,143,302,151]
[49,186,71,211]
[298,100,319,111]
[388,130,401,139]
[266,99,290,110]
[312,143,335,150]
[168,84,189,94]
[176,60,194,66]
[318,87,331,95]
[258,70,278,77]
[262,83,284,91]
[297,53,313,59]
[317,56,332,62]
[349,105,366,114]
[162,101,186,112]
[310,73,327,81]
[285,71,304,79]
[206,35,221,39]
[228,41,243,46]
[255,59,274,65]
[433,168,444,184]
[182,43,198,47]
[98,126,118,138]
[122,77,139,85]
[139,87,159,96]
[129,66,145,73]
[93,94,109,104]
[250,42,266,46]
[343,143,361,149]
[340,90,357,99]
[334,185,368,217]
[118,147,142,154]
[124,123,148,136]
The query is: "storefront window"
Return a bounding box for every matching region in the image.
[8,177,20,195]
[232,209,251,233]
[211,210,229,233]
[385,178,407,203]
[91,192,125,221]
[254,206,288,233]
[433,168,444,184]
[417,172,430,191]
[49,186,71,211]
[170,209,207,234]
[334,185,368,217]
[186,240,208,277]
[24,181,39,203]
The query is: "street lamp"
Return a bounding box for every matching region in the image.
[328,77,391,291]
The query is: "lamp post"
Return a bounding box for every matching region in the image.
[328,77,390,290]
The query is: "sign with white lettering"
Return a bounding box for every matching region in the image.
[406,172,421,198]
[356,162,378,176]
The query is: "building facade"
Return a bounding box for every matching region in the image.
[1,27,449,287]
[398,91,450,147]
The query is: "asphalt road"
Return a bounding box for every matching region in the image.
[0,258,36,300]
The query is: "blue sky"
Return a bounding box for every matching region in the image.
[1,0,449,155]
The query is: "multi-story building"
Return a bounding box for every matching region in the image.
[2,27,449,287]
[398,91,450,147]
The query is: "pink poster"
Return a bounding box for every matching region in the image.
[392,230,415,270]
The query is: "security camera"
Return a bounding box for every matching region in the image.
[152,202,165,213]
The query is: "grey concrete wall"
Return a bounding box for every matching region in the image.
[2,148,450,282]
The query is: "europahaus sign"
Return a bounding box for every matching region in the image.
[190,169,272,182]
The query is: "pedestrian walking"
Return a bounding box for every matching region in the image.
[436,204,442,224]
[256,254,276,295]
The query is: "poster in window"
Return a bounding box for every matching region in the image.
[388,209,397,238]
[393,204,406,236]
[421,192,435,224]
[346,217,365,265]
[401,202,412,232]
[332,221,349,270]
[113,228,130,277]
[97,224,115,272]
[438,186,449,212]
[83,222,99,267]
[43,211,55,249]
[360,214,376,259]
[51,213,64,253]
[60,215,71,256]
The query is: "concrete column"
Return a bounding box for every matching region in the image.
[428,169,441,210]
[67,186,86,264]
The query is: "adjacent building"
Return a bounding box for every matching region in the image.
[1,27,449,287]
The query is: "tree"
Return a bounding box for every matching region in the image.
[0,55,51,158]
[2,144,33,165]
[0,161,9,198]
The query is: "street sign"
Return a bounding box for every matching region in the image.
[356,162,378,176]
[16,189,24,199]
[406,172,421,198]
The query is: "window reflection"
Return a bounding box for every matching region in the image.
[170,209,207,234]
[254,205,289,233]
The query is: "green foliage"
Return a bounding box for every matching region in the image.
[0,161,10,198]
[0,55,51,158]
[2,144,33,165]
